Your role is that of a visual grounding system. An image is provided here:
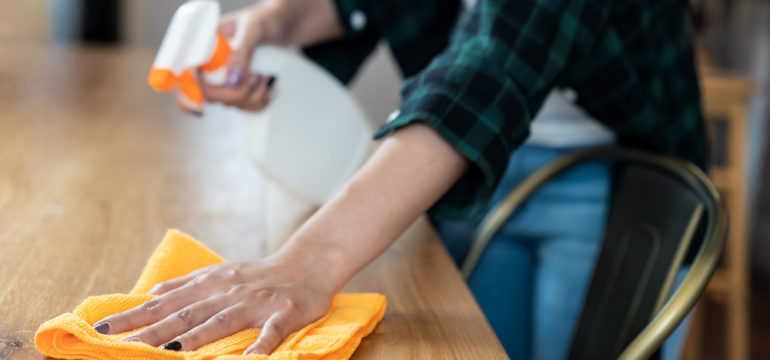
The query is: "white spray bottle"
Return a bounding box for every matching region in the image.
[149,0,373,206]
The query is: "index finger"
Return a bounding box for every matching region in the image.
[201,73,261,105]
[148,267,208,296]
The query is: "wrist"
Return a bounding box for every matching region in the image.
[261,0,344,46]
[248,0,290,45]
[268,232,353,294]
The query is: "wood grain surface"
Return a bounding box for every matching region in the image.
[0,45,507,359]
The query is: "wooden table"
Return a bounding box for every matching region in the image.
[0,45,507,359]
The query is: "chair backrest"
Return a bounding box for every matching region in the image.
[568,165,704,359]
[460,148,726,360]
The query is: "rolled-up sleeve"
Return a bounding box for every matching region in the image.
[374,0,611,220]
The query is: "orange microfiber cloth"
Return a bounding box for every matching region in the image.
[35,229,387,360]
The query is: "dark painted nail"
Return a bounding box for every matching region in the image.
[161,340,182,351]
[94,322,110,334]
[227,67,244,87]
[183,108,202,117]
[121,336,141,343]
[266,75,276,89]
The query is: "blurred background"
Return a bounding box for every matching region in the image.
[2,0,769,358]
[7,0,404,130]
[0,0,404,130]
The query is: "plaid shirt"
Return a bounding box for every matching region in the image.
[304,0,707,220]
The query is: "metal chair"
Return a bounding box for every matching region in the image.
[460,147,727,360]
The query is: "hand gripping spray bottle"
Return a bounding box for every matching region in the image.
[149,0,373,252]
[149,0,372,204]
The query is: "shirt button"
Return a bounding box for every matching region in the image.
[387,109,400,123]
[350,10,367,31]
[562,87,579,102]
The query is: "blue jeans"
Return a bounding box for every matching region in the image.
[434,144,688,359]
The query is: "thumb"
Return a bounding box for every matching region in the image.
[220,10,267,88]
[244,313,293,355]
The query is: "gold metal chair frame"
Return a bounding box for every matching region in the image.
[459,147,727,359]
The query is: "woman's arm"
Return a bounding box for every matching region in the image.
[93,123,468,355]
[270,0,345,46]
[276,123,470,292]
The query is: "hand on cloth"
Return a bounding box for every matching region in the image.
[94,260,334,354]
[35,230,386,359]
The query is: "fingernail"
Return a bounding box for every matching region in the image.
[227,67,244,87]
[266,75,276,89]
[121,336,141,343]
[183,107,203,117]
[94,322,110,334]
[161,340,182,351]
[243,346,264,355]
[249,74,263,88]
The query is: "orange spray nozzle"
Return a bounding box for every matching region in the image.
[147,32,232,106]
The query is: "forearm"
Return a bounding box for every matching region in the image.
[269,0,345,46]
[273,123,469,292]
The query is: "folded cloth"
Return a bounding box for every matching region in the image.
[35,229,387,360]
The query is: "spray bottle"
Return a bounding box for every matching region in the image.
[148,0,373,206]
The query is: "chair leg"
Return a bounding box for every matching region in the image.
[726,247,750,360]
[725,97,751,360]
[682,300,704,360]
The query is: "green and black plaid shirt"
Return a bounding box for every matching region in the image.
[304,0,707,220]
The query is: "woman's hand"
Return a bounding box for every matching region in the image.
[178,2,281,115]
[91,122,470,355]
[92,256,337,355]
[178,0,344,115]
